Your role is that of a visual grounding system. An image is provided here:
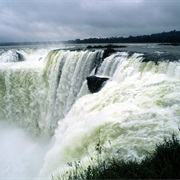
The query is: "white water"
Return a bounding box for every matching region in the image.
[39,52,180,178]
[0,47,180,179]
[0,49,99,134]
[0,121,50,179]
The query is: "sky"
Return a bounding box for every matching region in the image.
[0,0,180,42]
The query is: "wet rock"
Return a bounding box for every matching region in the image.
[1,50,24,63]
[87,44,126,49]
[86,76,109,93]
[159,43,180,46]
[142,53,179,65]
[16,52,24,61]
[102,48,116,60]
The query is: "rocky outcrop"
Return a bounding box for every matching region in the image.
[1,50,24,63]
[87,44,126,60]
[16,52,24,61]
[86,44,127,49]
[142,52,179,65]
[102,48,116,60]
[86,76,109,93]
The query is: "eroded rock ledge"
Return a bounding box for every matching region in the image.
[86,76,109,93]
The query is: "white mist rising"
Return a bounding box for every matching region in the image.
[0,121,51,179]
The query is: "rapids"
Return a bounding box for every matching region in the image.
[0,46,179,179]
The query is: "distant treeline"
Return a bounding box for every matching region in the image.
[65,30,180,44]
[1,30,180,46]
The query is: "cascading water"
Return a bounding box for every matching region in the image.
[39,52,180,178]
[0,46,179,179]
[0,49,100,135]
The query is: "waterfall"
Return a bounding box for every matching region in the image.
[39,52,180,177]
[43,50,101,132]
[0,47,179,178]
[0,49,101,134]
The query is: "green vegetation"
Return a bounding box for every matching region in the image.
[55,134,180,179]
[66,30,180,44]
[86,44,126,49]
[1,30,180,46]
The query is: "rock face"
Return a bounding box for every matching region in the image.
[142,52,179,65]
[86,76,109,93]
[16,52,24,61]
[102,48,116,60]
[1,50,24,63]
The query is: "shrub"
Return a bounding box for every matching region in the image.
[55,134,180,179]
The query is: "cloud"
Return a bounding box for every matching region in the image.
[0,0,180,42]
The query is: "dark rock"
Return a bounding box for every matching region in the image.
[86,44,127,49]
[142,52,179,65]
[86,76,109,93]
[142,54,160,64]
[102,48,116,59]
[87,45,93,49]
[16,52,24,61]
[2,50,24,62]
[159,43,180,46]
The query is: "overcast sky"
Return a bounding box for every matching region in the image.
[0,0,180,42]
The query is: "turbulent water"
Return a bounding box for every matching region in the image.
[0,44,180,179]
